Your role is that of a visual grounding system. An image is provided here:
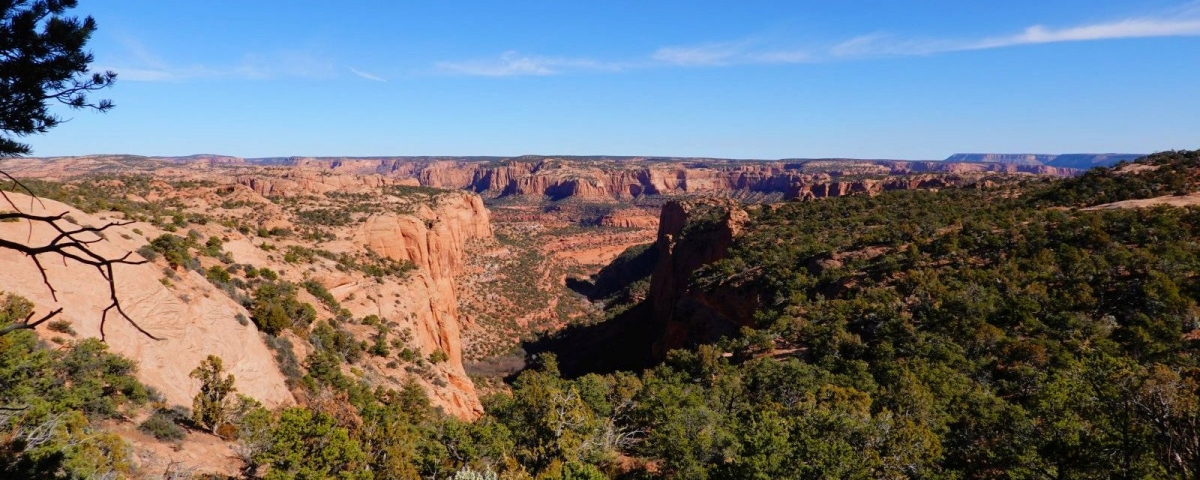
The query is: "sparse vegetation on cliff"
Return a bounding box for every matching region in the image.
[250,281,318,335]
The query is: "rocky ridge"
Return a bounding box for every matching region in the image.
[647,199,759,357]
[5,155,1081,203]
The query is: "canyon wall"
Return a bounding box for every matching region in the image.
[232,171,412,197]
[4,155,1082,204]
[407,159,1076,201]
[236,157,1078,202]
[354,191,493,417]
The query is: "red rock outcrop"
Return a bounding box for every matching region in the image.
[232,171,401,196]
[355,191,493,418]
[646,199,760,358]
[596,209,660,229]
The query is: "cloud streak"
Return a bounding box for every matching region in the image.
[349,67,386,82]
[437,9,1200,76]
[439,43,812,77]
[101,36,337,82]
[651,42,748,66]
[836,17,1200,57]
[435,51,624,77]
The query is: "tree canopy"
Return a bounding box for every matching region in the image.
[0,0,115,157]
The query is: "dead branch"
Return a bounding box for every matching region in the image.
[0,186,160,340]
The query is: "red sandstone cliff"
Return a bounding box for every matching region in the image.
[646,199,761,358]
[372,158,1076,201]
[353,192,492,417]
[4,155,1077,203]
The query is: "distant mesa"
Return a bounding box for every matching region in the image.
[946,153,1143,169]
[8,152,1088,203]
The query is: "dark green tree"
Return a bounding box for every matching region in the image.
[0,0,115,156]
[0,1,153,341]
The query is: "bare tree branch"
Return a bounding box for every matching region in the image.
[0,193,160,341]
[0,307,63,337]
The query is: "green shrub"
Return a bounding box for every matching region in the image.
[206,265,232,284]
[191,355,235,433]
[302,279,341,313]
[250,281,317,335]
[46,319,76,336]
[138,412,186,442]
[429,350,449,364]
[148,234,195,270]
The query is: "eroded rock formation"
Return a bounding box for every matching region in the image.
[279,157,1078,202]
[647,199,760,358]
[354,191,493,417]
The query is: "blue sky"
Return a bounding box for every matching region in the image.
[28,1,1200,159]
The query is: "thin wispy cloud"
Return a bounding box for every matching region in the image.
[835,16,1200,57]
[103,36,336,82]
[349,67,386,82]
[651,42,813,67]
[439,43,810,77]
[972,17,1200,49]
[747,50,813,64]
[437,7,1200,76]
[435,51,624,77]
[651,42,747,66]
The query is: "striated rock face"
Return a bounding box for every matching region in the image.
[0,194,294,410]
[355,192,493,418]
[646,199,760,358]
[403,159,1076,201]
[594,209,660,229]
[787,174,959,200]
[232,171,401,197]
[7,155,1082,203]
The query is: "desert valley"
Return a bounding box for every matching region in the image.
[4,1,1200,478]
[10,150,1200,478]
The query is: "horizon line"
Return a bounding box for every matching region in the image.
[9,151,1152,162]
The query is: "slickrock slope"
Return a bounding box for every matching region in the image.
[1,164,497,419]
[0,193,294,409]
[1084,192,1200,210]
[190,172,495,418]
